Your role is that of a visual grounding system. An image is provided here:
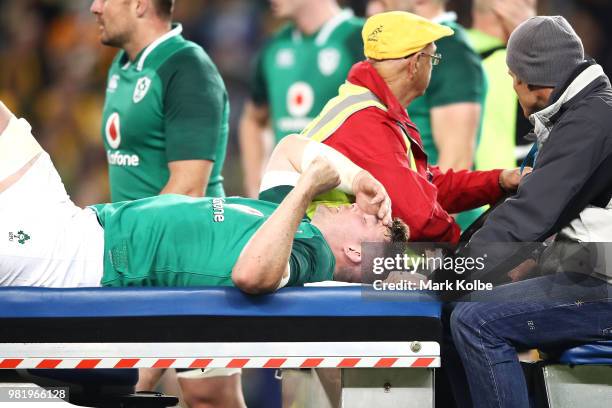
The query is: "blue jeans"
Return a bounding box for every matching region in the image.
[445,272,612,408]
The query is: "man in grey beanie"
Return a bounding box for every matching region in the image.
[507,15,584,89]
[442,16,612,408]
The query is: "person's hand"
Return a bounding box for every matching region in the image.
[499,167,531,193]
[493,0,537,42]
[352,171,392,226]
[508,258,537,282]
[299,156,341,197]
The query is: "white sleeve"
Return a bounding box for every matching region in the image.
[259,170,301,192]
[275,263,291,290]
[0,118,43,180]
[300,140,363,194]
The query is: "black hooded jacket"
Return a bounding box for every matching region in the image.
[465,60,612,282]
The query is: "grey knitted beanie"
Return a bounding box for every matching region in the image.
[507,16,584,87]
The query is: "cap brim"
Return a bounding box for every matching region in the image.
[428,24,454,43]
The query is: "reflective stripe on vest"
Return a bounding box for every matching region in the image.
[301,82,387,142]
[302,82,415,168]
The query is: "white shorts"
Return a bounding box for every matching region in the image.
[0,152,104,287]
[175,368,242,380]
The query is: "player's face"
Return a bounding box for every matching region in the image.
[90,0,135,48]
[317,204,389,243]
[312,204,390,284]
[269,0,309,19]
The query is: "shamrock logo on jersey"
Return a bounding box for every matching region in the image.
[133,76,152,103]
[17,230,30,245]
[318,48,340,76]
[9,230,30,245]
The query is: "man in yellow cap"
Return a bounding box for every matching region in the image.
[296,11,522,243]
[366,1,488,230]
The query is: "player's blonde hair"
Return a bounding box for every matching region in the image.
[387,218,410,243]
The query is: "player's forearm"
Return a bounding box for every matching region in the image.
[239,129,265,198]
[436,147,474,172]
[272,135,364,195]
[159,181,205,197]
[431,103,480,172]
[239,103,269,198]
[160,160,213,197]
[232,179,315,294]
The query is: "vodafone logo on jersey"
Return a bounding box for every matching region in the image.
[104,112,140,167]
[105,112,121,149]
[286,82,314,118]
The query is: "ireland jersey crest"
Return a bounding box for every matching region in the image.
[318,48,340,76]
[133,76,152,103]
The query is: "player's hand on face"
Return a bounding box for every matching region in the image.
[301,156,341,197]
[352,171,392,226]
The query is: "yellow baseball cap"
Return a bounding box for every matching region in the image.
[363,11,454,60]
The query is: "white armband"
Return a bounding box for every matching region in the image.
[260,171,301,192]
[300,140,363,194]
[0,117,43,180]
[276,263,291,290]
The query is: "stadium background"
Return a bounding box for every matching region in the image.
[1,0,610,208]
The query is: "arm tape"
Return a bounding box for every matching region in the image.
[300,140,363,194]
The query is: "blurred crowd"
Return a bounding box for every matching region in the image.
[0,0,610,207]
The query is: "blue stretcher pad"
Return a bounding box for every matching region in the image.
[558,341,612,365]
[0,286,441,318]
[2,287,609,368]
[0,286,444,370]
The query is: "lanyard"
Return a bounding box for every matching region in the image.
[520,143,538,174]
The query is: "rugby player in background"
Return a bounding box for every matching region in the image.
[239,0,364,197]
[90,0,230,403]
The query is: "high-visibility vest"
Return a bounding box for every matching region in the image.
[301,82,417,217]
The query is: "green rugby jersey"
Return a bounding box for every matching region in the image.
[90,195,335,287]
[102,24,229,202]
[251,10,363,142]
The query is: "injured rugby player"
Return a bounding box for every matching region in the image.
[0,101,408,293]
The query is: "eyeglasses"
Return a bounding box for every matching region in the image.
[419,52,442,66]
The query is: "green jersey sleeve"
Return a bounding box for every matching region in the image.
[258,185,293,204]
[158,46,227,162]
[288,225,336,286]
[345,19,365,63]
[426,26,485,107]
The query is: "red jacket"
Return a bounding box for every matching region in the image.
[324,62,503,243]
